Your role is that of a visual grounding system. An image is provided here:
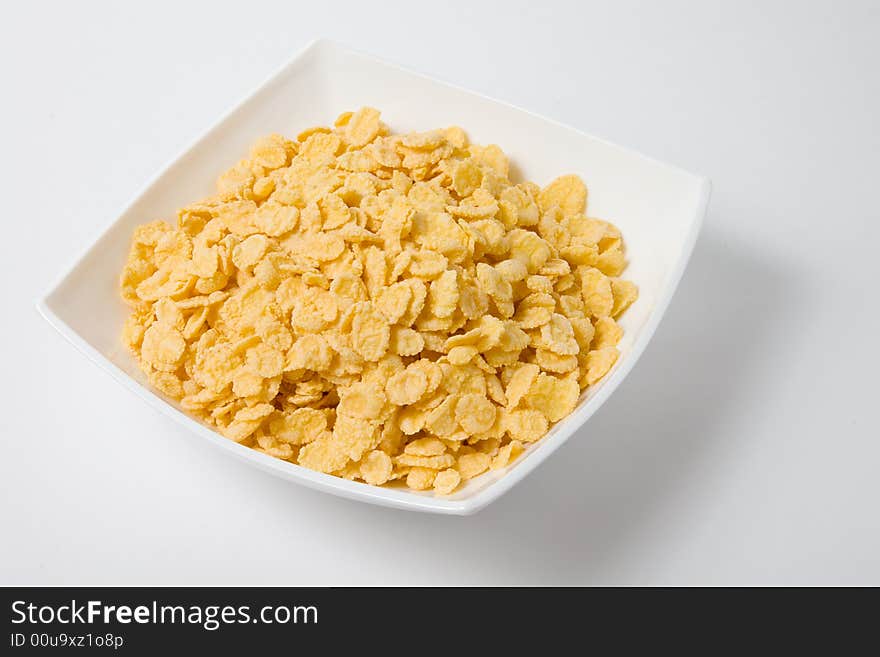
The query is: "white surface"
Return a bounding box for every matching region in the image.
[1,0,878,584]
[39,39,709,515]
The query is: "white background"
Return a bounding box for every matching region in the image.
[2,0,878,585]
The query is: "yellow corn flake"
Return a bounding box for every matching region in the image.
[485,373,507,406]
[455,393,497,434]
[526,274,554,295]
[596,245,626,276]
[539,313,579,355]
[140,324,186,372]
[230,369,262,398]
[307,233,346,262]
[344,106,382,147]
[611,278,639,317]
[457,452,491,480]
[443,328,484,352]
[269,408,326,445]
[406,466,437,490]
[592,316,623,350]
[418,331,446,353]
[536,348,579,373]
[369,138,403,169]
[580,267,614,318]
[433,468,461,495]
[332,413,381,461]
[473,436,502,455]
[362,247,388,298]
[337,381,387,420]
[235,404,275,424]
[396,453,456,469]
[404,436,446,456]
[250,133,295,169]
[540,258,571,277]
[246,343,284,378]
[427,269,460,318]
[444,126,468,149]
[458,279,489,319]
[570,316,595,352]
[470,144,509,178]
[334,111,353,128]
[256,203,299,237]
[440,363,486,396]
[497,321,530,352]
[491,439,525,470]
[494,259,527,283]
[374,282,412,324]
[451,159,482,197]
[190,243,219,278]
[385,368,428,406]
[350,303,391,362]
[447,344,478,365]
[505,409,548,442]
[149,370,185,399]
[119,108,637,496]
[389,326,425,357]
[222,419,262,442]
[298,440,350,473]
[411,212,468,260]
[582,347,619,386]
[231,234,269,270]
[508,229,551,273]
[359,449,393,485]
[513,292,555,329]
[538,174,587,217]
[398,406,427,435]
[409,359,443,395]
[448,188,499,220]
[407,250,448,279]
[122,313,148,349]
[327,273,365,305]
[425,394,459,437]
[560,243,598,267]
[394,279,426,328]
[300,131,342,165]
[286,334,333,372]
[522,373,576,422]
[216,160,255,197]
[318,193,352,230]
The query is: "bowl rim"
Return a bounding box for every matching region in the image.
[36,38,711,515]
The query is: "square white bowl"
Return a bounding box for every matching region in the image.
[38,39,710,515]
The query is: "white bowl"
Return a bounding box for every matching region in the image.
[37,39,710,515]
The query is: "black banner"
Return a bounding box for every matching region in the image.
[1,587,873,652]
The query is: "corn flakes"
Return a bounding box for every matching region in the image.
[433,468,461,495]
[120,108,637,497]
[360,449,393,485]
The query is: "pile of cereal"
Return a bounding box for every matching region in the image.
[120,108,638,495]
